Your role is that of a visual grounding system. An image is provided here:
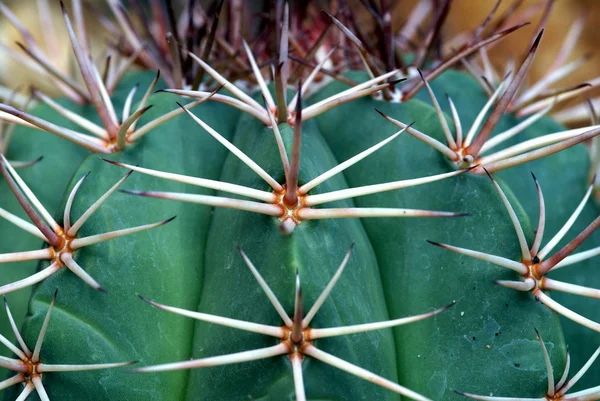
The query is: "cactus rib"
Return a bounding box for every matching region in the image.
[135,245,451,401]
[0,292,134,400]
[5,1,600,399]
[108,104,467,234]
[0,87,218,153]
[0,156,173,294]
[378,78,600,172]
[429,170,600,332]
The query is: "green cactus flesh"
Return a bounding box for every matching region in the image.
[413,69,600,390]
[189,117,398,400]
[0,71,159,354]
[2,63,589,401]
[310,73,567,399]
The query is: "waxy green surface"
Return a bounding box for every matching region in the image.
[3,75,241,400]
[2,66,588,400]
[416,69,600,390]
[11,93,403,400]
[311,71,566,400]
[193,117,398,400]
[0,100,88,359]
[0,71,158,357]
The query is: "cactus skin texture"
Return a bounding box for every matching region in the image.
[1,70,242,400]
[0,72,162,345]
[411,69,600,390]
[3,2,600,401]
[310,71,566,400]
[1,69,569,400]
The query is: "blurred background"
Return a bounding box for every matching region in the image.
[417,0,600,88]
[1,0,599,96]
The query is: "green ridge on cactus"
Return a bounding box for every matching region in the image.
[2,76,241,400]
[0,71,158,357]
[193,118,397,400]
[310,72,566,400]
[414,68,600,391]
[3,1,600,400]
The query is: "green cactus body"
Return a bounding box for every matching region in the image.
[493,94,598,393]
[310,71,566,399]
[412,68,600,390]
[0,71,158,354]
[192,116,397,400]
[0,103,87,355]
[1,76,241,400]
[2,4,600,400]
[8,89,403,400]
[494,95,599,393]
[0,66,576,400]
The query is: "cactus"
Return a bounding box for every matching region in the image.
[0,1,600,400]
[0,292,134,398]
[457,329,600,401]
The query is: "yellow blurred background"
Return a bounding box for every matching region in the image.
[440,0,600,87]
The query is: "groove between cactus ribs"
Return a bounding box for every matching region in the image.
[181,105,401,400]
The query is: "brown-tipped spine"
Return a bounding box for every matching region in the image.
[192,0,225,90]
[467,30,544,156]
[539,215,600,276]
[284,81,303,207]
[402,22,528,101]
